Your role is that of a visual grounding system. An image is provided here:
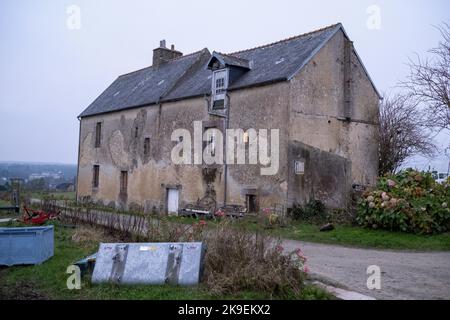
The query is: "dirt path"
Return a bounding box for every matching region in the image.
[282,239,450,300]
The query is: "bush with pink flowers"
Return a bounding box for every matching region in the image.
[357,169,450,234]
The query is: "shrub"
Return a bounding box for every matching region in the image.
[145,219,308,298]
[258,207,281,228]
[356,169,450,234]
[203,221,307,298]
[289,199,328,224]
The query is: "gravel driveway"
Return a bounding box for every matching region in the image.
[282,239,450,300]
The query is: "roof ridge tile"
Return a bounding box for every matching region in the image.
[228,23,341,55]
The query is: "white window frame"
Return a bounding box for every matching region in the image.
[294,160,305,175]
[212,69,228,103]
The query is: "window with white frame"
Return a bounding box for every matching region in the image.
[294,160,305,175]
[215,77,225,94]
[212,69,228,110]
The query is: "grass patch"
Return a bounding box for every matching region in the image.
[56,201,450,251]
[29,191,76,201]
[163,216,450,251]
[270,221,450,251]
[0,199,11,207]
[0,221,330,300]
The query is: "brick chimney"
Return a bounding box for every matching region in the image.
[152,40,183,67]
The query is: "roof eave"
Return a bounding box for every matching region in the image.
[80,77,291,118]
[207,52,250,70]
[78,92,210,119]
[228,77,288,92]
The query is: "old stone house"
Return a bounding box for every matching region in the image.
[76,23,380,214]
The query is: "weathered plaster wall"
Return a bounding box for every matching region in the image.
[287,141,351,208]
[77,82,291,212]
[227,82,290,209]
[78,98,222,212]
[346,41,380,186]
[288,29,379,206]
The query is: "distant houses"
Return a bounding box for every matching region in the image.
[29,172,64,180]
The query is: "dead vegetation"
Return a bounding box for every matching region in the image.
[202,222,306,298]
[59,206,307,298]
[71,225,117,248]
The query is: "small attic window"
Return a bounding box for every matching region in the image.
[294,160,305,175]
[215,78,225,94]
[212,69,228,110]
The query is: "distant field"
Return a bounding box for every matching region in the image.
[30,191,76,201]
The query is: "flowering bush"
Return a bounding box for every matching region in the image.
[260,207,280,227]
[357,169,450,234]
[214,209,225,219]
[290,247,309,274]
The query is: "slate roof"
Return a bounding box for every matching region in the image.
[209,52,251,70]
[79,23,379,118]
[79,49,209,117]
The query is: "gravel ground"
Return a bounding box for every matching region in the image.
[283,239,450,300]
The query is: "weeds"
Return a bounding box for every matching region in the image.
[50,202,310,299]
[71,225,117,248]
[289,199,328,224]
[202,221,307,298]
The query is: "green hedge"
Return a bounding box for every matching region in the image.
[357,169,450,234]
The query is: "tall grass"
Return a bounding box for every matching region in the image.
[51,202,308,299]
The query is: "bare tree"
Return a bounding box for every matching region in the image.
[379,94,436,175]
[401,23,450,131]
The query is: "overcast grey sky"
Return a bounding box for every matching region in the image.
[0,0,449,171]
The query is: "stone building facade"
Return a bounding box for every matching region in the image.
[76,23,380,214]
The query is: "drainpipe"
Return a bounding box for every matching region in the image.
[223,94,231,206]
[75,116,82,204]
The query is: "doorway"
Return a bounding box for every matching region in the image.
[246,194,257,213]
[167,188,179,215]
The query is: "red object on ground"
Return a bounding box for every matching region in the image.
[21,206,60,225]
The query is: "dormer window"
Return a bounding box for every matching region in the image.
[215,77,225,94]
[206,52,251,113]
[212,69,228,110]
